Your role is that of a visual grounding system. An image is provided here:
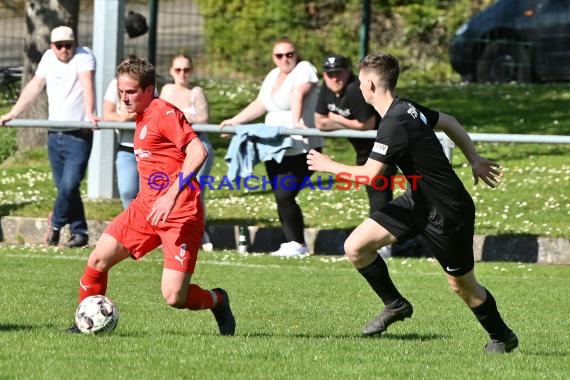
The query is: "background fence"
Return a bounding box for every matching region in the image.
[0,1,206,79]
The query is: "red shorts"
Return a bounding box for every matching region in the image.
[105,200,204,273]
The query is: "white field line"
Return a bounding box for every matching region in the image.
[0,251,355,272]
[0,250,533,278]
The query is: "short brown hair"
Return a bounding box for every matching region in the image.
[116,58,155,90]
[358,53,400,92]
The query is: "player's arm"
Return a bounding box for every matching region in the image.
[187,87,209,124]
[147,137,207,225]
[290,81,314,128]
[307,149,387,186]
[435,112,502,188]
[177,137,208,192]
[0,75,45,125]
[220,98,266,127]
[78,69,99,127]
[102,99,135,122]
[314,112,346,131]
[331,113,376,130]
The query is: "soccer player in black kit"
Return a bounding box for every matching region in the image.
[307,52,517,353]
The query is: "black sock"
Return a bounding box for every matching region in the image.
[471,288,511,340]
[357,254,403,305]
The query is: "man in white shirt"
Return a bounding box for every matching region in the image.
[0,25,98,248]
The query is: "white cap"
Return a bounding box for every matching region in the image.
[51,26,75,43]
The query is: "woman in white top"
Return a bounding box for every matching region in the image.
[160,54,215,251]
[220,37,323,257]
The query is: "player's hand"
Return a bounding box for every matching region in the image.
[88,114,101,130]
[307,149,332,172]
[147,194,176,225]
[0,112,14,126]
[294,121,307,129]
[219,118,235,138]
[471,156,503,188]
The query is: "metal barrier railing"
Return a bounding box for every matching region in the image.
[5,119,570,198]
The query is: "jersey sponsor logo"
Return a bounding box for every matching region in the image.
[174,243,188,266]
[372,142,388,155]
[134,148,151,160]
[407,102,429,126]
[165,110,175,115]
[406,103,418,119]
[327,103,351,118]
[140,125,147,140]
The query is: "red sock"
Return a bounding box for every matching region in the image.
[185,284,215,310]
[78,266,108,303]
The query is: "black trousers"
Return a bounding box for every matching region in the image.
[264,149,320,244]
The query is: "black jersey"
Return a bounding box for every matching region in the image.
[369,97,474,225]
[315,73,380,157]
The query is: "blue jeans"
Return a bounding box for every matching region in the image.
[197,133,214,179]
[115,148,139,209]
[198,133,214,244]
[47,130,93,235]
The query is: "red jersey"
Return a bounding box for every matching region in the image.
[133,98,201,218]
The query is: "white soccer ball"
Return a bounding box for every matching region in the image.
[75,295,119,334]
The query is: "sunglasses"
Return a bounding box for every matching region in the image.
[174,67,191,73]
[274,51,295,59]
[54,42,73,50]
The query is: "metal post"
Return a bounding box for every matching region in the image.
[359,0,371,61]
[148,0,159,65]
[88,0,125,199]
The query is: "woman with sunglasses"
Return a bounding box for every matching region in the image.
[220,37,323,257]
[160,54,215,252]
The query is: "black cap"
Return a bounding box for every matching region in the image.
[323,55,349,72]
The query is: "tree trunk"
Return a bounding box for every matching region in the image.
[17,0,80,151]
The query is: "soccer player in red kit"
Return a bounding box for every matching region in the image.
[67,58,235,335]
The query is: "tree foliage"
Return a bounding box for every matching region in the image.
[195,0,494,83]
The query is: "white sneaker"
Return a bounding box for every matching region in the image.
[201,231,213,252]
[270,241,309,257]
[377,245,392,259]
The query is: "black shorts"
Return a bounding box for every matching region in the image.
[371,193,475,277]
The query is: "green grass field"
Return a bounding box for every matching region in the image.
[1,245,569,379]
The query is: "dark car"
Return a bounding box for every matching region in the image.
[449,0,570,83]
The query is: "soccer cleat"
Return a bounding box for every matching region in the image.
[485,330,519,353]
[64,234,89,248]
[211,288,236,336]
[270,241,309,257]
[44,212,60,246]
[362,298,413,337]
[65,324,81,334]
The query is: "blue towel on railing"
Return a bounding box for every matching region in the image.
[224,123,294,181]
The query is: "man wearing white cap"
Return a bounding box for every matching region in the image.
[0,25,98,248]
